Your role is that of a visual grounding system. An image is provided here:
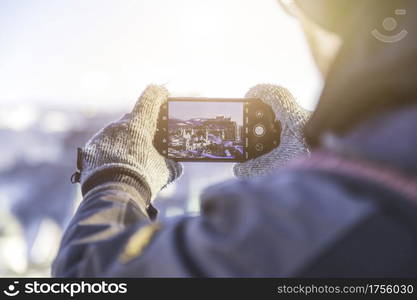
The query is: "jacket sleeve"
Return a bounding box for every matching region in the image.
[52,172,373,277]
[51,182,152,277]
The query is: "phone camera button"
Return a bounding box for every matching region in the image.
[255,110,264,119]
[255,143,264,152]
[253,124,266,137]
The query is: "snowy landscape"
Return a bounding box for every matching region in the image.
[168,101,244,160]
[168,116,244,160]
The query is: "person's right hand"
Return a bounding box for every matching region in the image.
[233,84,311,178]
[75,85,182,215]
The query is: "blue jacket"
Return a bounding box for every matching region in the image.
[52,105,417,277]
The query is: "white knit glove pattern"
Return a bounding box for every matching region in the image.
[79,85,182,202]
[233,84,311,178]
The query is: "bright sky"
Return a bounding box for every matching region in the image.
[0,0,322,111]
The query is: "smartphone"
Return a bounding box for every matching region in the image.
[154,97,281,162]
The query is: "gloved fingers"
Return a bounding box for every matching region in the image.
[233,144,296,179]
[132,84,169,115]
[164,159,183,183]
[130,84,169,133]
[233,160,251,179]
[233,155,274,179]
[245,84,306,129]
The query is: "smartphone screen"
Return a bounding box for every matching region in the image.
[167,100,246,161]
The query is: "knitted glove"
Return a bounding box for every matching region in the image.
[75,85,182,211]
[233,84,311,178]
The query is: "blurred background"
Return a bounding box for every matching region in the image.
[0,0,321,276]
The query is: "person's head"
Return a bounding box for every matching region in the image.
[279,0,417,147]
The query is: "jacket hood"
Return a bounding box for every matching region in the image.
[303,0,417,147]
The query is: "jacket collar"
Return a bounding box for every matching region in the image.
[322,104,417,176]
